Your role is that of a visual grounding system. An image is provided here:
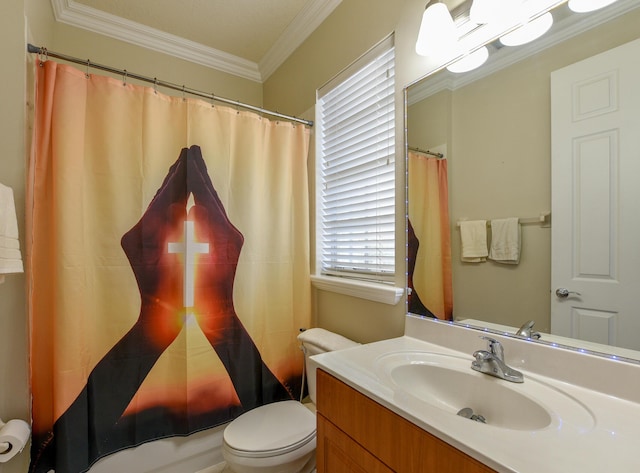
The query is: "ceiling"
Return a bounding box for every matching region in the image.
[50,0,343,82]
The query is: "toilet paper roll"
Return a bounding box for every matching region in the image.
[0,419,31,463]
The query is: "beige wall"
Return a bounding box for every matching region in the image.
[406,9,640,333]
[407,90,452,151]
[0,0,30,470]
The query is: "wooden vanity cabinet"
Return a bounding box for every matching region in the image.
[316,369,497,473]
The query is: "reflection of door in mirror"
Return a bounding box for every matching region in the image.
[550,38,640,351]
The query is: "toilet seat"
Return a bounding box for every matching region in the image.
[223,400,316,459]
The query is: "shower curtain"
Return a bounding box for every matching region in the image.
[27,59,311,473]
[408,151,453,320]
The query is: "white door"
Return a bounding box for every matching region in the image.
[551,38,640,350]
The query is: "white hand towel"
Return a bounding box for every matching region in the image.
[460,220,488,262]
[0,184,23,282]
[489,217,521,264]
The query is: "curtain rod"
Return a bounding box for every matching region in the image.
[27,44,313,127]
[408,146,444,158]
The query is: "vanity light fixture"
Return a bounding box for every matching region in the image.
[415,1,458,57]
[568,0,619,13]
[446,46,489,73]
[417,0,606,69]
[470,0,524,25]
[499,11,554,46]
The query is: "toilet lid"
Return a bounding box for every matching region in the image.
[224,400,316,456]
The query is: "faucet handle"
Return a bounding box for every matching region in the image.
[516,320,542,339]
[480,336,504,360]
[472,350,491,362]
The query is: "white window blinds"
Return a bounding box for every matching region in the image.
[317,40,395,284]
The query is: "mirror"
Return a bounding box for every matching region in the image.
[406,0,640,360]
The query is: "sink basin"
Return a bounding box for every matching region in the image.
[374,351,595,431]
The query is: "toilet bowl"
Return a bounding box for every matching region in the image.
[222,328,359,473]
[223,400,316,473]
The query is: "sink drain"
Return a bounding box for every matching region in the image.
[457,407,486,424]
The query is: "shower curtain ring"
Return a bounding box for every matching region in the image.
[182,85,186,101]
[210,93,215,108]
[153,78,158,94]
[38,47,48,66]
[85,59,91,79]
[123,69,128,86]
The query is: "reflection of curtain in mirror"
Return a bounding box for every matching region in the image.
[408,151,453,320]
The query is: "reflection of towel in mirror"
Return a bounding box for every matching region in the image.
[489,218,521,264]
[460,220,488,262]
[0,183,23,283]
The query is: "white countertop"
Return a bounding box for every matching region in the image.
[312,319,640,473]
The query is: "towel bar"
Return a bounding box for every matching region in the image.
[456,212,550,228]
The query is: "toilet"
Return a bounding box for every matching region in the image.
[222,328,359,473]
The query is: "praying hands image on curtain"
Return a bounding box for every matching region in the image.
[28,60,311,473]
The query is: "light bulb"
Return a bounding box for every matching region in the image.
[415,2,458,58]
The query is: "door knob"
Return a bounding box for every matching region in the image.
[555,288,581,298]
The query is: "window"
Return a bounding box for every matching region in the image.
[316,37,395,286]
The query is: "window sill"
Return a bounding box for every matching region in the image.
[310,275,404,305]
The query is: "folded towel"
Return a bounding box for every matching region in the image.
[489,217,521,264]
[0,184,23,282]
[297,328,359,352]
[460,220,488,262]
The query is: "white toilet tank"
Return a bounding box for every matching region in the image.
[297,328,359,405]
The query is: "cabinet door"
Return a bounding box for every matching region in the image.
[317,369,497,473]
[317,413,394,473]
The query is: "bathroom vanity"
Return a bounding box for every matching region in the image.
[312,315,640,473]
[316,369,495,472]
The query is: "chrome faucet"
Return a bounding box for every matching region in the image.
[515,320,541,339]
[471,336,524,383]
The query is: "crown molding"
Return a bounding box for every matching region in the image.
[50,0,341,83]
[50,0,261,81]
[260,0,343,81]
